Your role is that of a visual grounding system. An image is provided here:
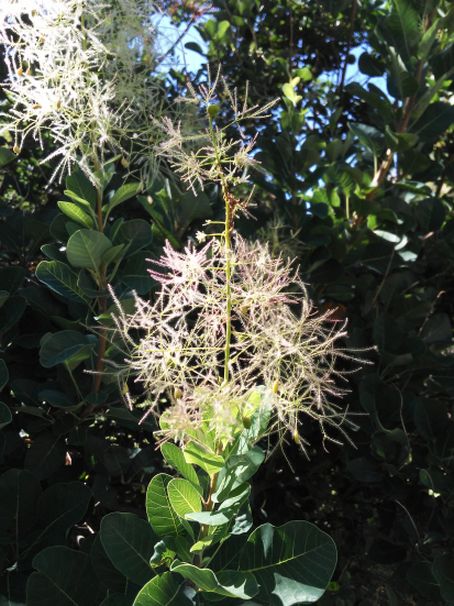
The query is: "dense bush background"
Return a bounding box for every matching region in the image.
[1,1,454,604]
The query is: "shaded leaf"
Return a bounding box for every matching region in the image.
[36,261,87,303]
[100,512,156,586]
[66,229,113,271]
[0,403,12,430]
[66,170,97,206]
[27,546,102,606]
[109,182,142,210]
[39,330,96,368]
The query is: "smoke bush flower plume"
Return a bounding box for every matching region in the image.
[0,0,170,184]
[112,71,363,451]
[113,237,361,448]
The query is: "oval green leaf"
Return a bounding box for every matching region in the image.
[167,478,202,518]
[240,521,337,605]
[57,202,94,228]
[171,563,258,600]
[109,182,142,210]
[66,229,113,271]
[36,260,87,303]
[146,473,185,538]
[39,330,96,368]
[100,512,156,586]
[161,443,200,490]
[133,572,192,606]
[27,546,102,606]
[0,402,12,429]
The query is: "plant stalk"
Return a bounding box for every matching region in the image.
[222,182,233,384]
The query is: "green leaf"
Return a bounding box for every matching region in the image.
[0,147,16,168]
[99,595,131,606]
[27,546,102,606]
[0,402,12,429]
[183,442,224,476]
[161,443,201,490]
[36,260,87,303]
[102,244,125,267]
[295,66,313,81]
[119,251,153,294]
[39,330,96,368]
[0,267,25,294]
[178,190,212,228]
[167,478,202,518]
[66,229,113,271]
[216,20,230,40]
[240,521,337,605]
[412,102,454,143]
[113,219,152,255]
[0,290,9,308]
[90,535,129,593]
[185,41,203,54]
[37,390,72,409]
[0,359,9,391]
[358,52,384,77]
[109,182,142,210]
[171,563,258,600]
[133,572,193,606]
[100,512,156,586]
[214,447,264,503]
[282,82,302,107]
[379,0,421,64]
[66,169,97,206]
[57,202,94,228]
[349,123,383,155]
[239,386,273,445]
[432,554,454,602]
[146,473,185,537]
[0,296,26,334]
[63,189,92,208]
[0,469,41,542]
[21,482,93,562]
[185,510,230,526]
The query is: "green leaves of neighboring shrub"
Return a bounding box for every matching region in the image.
[27,546,102,606]
[100,513,157,586]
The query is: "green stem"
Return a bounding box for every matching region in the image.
[222,182,233,384]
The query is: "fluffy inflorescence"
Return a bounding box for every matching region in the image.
[113,236,360,448]
[157,70,277,193]
[0,0,166,183]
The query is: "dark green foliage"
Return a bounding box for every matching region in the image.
[1,0,454,604]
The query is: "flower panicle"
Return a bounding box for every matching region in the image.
[156,66,278,193]
[0,0,172,184]
[114,235,366,449]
